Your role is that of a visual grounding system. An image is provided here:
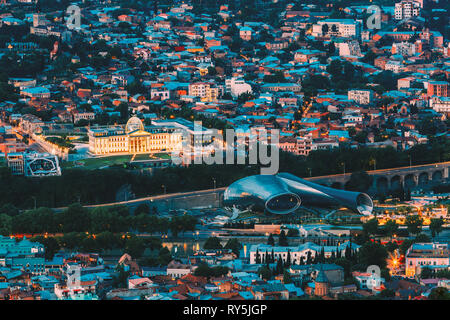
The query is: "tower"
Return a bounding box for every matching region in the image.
[314,265,329,297]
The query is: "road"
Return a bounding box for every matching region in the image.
[1,121,46,153]
[53,187,226,212]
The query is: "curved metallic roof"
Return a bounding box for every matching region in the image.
[223,173,373,215]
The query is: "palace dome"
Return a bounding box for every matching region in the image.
[125,116,144,133]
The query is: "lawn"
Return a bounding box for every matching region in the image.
[62,155,133,169]
[151,152,172,160]
[61,152,173,169]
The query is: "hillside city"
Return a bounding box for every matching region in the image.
[0,0,449,300]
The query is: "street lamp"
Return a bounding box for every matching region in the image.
[212,177,217,202]
[162,185,166,194]
[369,158,376,171]
[341,162,346,176]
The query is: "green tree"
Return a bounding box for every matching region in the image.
[357,242,388,269]
[346,171,373,193]
[203,236,222,250]
[113,264,130,288]
[399,239,414,256]
[124,236,146,259]
[334,258,352,279]
[89,207,123,233]
[363,218,379,236]
[415,233,431,243]
[95,231,118,252]
[278,230,288,246]
[429,218,444,239]
[31,236,60,260]
[428,287,450,300]
[258,266,272,280]
[384,220,398,239]
[134,203,150,215]
[267,234,275,246]
[60,204,90,233]
[420,266,433,279]
[283,270,293,284]
[59,232,84,250]
[255,249,261,264]
[405,215,423,236]
[0,214,12,236]
[157,247,172,266]
[224,238,242,256]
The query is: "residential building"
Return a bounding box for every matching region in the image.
[188,82,220,102]
[348,89,373,105]
[312,19,361,38]
[395,0,421,20]
[405,243,450,277]
[225,77,252,98]
[427,81,449,97]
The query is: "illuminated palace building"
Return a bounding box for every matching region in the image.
[88,116,213,156]
[88,116,183,155]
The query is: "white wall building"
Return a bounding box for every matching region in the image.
[348,89,373,105]
[312,19,361,38]
[430,96,450,114]
[385,60,405,73]
[353,271,385,293]
[225,77,252,98]
[395,0,421,20]
[338,40,362,57]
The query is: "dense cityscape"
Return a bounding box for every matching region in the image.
[0,0,448,302]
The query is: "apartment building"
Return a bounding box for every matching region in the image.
[394,0,421,20]
[188,82,220,102]
[430,96,450,114]
[427,81,449,97]
[348,89,373,105]
[312,19,361,38]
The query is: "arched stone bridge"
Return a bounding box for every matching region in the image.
[305,161,450,195]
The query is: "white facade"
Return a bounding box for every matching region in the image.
[392,42,416,57]
[430,96,450,114]
[338,40,362,57]
[395,1,421,20]
[353,272,385,293]
[73,112,95,123]
[151,87,170,100]
[385,60,404,73]
[225,77,252,98]
[312,19,361,38]
[348,89,373,105]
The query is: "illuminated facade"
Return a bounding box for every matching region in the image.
[405,243,449,277]
[88,116,183,155]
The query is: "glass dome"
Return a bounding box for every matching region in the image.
[125,116,144,133]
